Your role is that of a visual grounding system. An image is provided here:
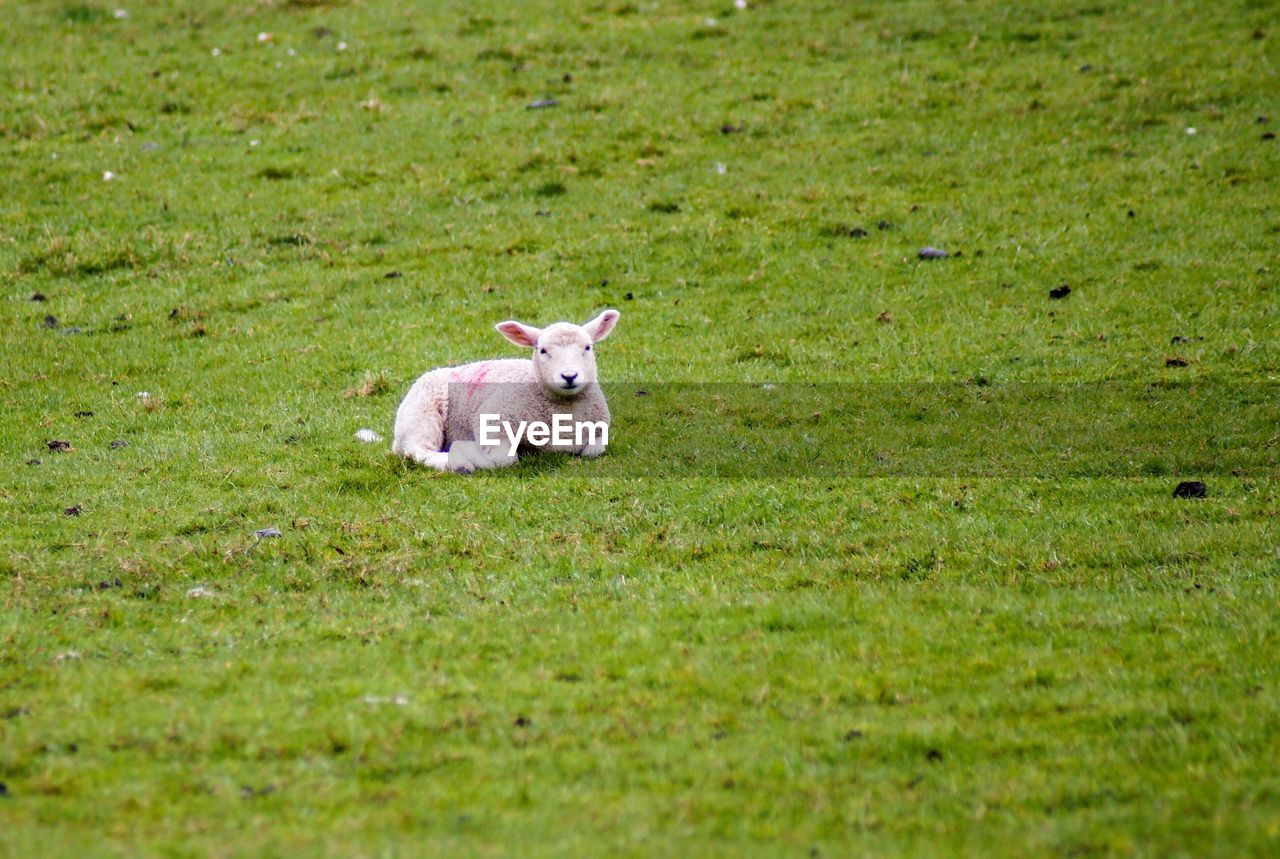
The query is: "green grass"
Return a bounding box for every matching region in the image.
[2,0,1278,854]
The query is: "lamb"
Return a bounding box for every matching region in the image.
[391,309,620,472]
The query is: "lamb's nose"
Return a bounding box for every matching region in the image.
[561,372,578,384]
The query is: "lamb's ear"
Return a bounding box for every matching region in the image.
[582,309,620,342]
[495,320,541,348]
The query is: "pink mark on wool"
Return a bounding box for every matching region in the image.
[450,364,491,401]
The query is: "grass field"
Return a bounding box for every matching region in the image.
[2,0,1278,855]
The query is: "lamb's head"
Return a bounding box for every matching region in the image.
[495,309,620,398]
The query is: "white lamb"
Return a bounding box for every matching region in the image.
[392,309,620,472]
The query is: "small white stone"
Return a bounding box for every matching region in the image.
[715,162,727,175]
[704,17,718,26]
[54,650,82,663]
[337,41,348,51]
[211,47,222,57]
[275,61,282,69]
[287,47,296,57]
[102,171,116,181]
[186,586,215,598]
[735,0,747,8]
[1185,127,1197,135]
[355,428,384,444]
[363,694,410,706]
[136,391,151,399]
[113,8,128,19]
[249,139,260,147]
[257,32,272,43]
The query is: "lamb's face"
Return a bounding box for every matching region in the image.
[494,310,620,398]
[532,323,597,397]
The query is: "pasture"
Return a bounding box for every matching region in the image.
[2,0,1278,855]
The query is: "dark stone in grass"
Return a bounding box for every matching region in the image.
[96,578,122,590]
[926,748,943,762]
[383,270,402,279]
[312,26,333,38]
[1258,116,1271,124]
[877,220,893,231]
[625,292,634,300]
[2,707,28,720]
[254,527,283,539]
[847,227,868,238]
[43,315,59,329]
[562,73,573,83]
[1165,355,1190,367]
[63,326,81,335]
[64,505,83,517]
[30,292,46,302]
[110,440,129,449]
[0,782,8,798]
[47,440,72,452]
[1264,132,1277,141]
[240,785,278,799]
[1128,209,1136,218]
[1049,284,1071,299]
[26,458,40,466]
[526,98,559,110]
[843,729,864,741]
[1078,63,1093,72]
[513,715,531,727]
[918,246,948,260]
[535,210,552,217]
[74,410,93,418]
[1173,481,1207,499]
[719,123,743,134]
[635,389,649,397]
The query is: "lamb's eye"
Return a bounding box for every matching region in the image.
[539,347,548,354]
[584,344,592,352]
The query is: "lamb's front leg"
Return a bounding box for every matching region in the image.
[446,439,519,473]
[579,440,607,459]
[575,412,610,459]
